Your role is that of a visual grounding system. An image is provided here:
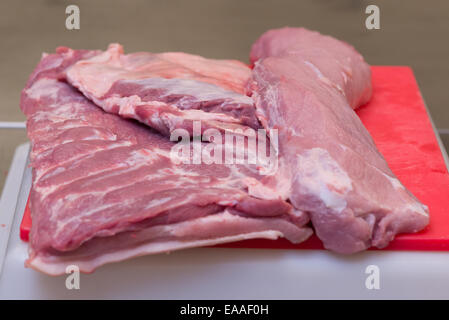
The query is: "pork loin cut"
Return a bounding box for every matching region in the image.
[248,28,429,253]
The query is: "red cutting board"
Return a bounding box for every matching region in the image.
[20,66,449,251]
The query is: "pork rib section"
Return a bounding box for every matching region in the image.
[21,47,311,275]
[66,44,260,136]
[248,28,429,253]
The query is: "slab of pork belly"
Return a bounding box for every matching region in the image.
[21,47,311,275]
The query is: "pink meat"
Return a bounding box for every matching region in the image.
[21,47,311,275]
[248,28,429,253]
[66,44,260,136]
[20,27,431,275]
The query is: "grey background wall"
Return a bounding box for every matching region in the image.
[1,0,448,192]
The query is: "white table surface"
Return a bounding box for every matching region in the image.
[1,143,449,299]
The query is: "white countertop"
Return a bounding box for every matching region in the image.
[1,143,449,299]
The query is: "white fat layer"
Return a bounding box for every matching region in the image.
[25,78,61,100]
[304,60,325,79]
[303,60,345,96]
[122,77,253,106]
[94,94,247,133]
[382,172,404,190]
[297,148,352,213]
[29,230,284,276]
[405,202,429,217]
[29,210,294,275]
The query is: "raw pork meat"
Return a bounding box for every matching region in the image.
[248,28,429,253]
[66,44,260,136]
[20,27,430,275]
[21,47,311,275]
